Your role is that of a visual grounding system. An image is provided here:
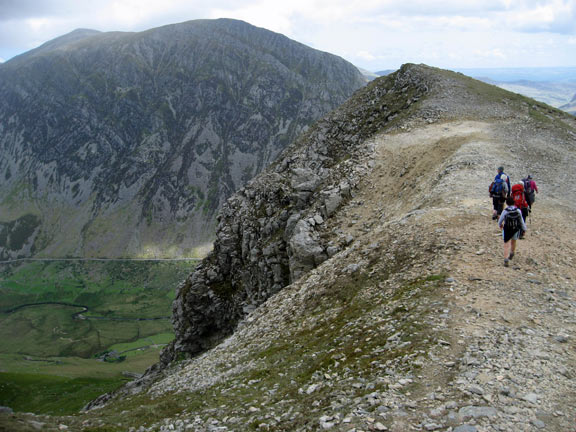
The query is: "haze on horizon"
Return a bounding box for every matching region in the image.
[0,0,575,71]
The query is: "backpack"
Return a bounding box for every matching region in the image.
[522,178,532,194]
[511,184,527,208]
[491,178,504,196]
[504,207,522,232]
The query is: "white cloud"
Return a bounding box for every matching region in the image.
[356,50,377,61]
[0,0,575,69]
[0,57,5,63]
[503,0,575,33]
[474,48,507,59]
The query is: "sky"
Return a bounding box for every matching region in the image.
[0,0,575,71]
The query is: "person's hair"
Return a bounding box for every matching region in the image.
[498,166,504,171]
[506,197,515,205]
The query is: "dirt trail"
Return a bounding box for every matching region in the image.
[339,119,576,431]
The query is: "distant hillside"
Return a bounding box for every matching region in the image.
[455,67,576,112]
[0,19,366,260]
[375,69,395,76]
[490,80,576,111]
[560,92,576,115]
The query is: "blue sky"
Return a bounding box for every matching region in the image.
[0,0,575,70]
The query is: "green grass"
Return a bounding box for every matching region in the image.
[0,261,191,360]
[0,372,125,415]
[0,260,194,414]
[68,267,448,431]
[107,333,174,355]
[0,347,164,379]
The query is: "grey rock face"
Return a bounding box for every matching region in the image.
[161,64,431,364]
[453,426,478,432]
[0,214,41,260]
[0,18,365,258]
[0,406,14,414]
[458,406,498,419]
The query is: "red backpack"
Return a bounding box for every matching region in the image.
[511,183,528,208]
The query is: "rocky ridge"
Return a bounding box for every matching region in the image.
[161,64,432,364]
[0,18,365,259]
[2,64,576,431]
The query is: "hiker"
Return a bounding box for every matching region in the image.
[497,167,511,195]
[498,197,528,267]
[489,167,510,220]
[522,175,539,209]
[511,182,529,239]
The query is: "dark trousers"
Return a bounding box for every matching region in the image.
[492,195,505,215]
[520,207,529,236]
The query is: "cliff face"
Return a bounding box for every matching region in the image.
[163,64,432,363]
[0,19,365,259]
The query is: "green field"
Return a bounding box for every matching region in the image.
[0,372,123,415]
[0,260,195,414]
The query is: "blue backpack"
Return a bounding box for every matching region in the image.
[491,178,504,195]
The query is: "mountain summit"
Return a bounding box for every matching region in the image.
[0,19,365,259]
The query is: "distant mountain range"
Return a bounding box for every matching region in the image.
[459,67,576,112]
[560,92,576,115]
[0,19,366,260]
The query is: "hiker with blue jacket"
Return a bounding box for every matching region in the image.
[499,197,528,267]
[490,166,510,220]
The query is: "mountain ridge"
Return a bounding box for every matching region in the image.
[0,18,366,260]
[2,64,575,431]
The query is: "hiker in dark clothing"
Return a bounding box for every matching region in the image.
[490,168,509,220]
[522,175,539,209]
[498,197,528,267]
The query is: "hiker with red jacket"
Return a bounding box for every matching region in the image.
[499,197,528,267]
[511,182,529,239]
[489,167,510,220]
[522,175,539,209]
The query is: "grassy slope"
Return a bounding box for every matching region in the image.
[0,260,195,415]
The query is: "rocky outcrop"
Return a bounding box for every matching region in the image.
[0,214,41,260]
[162,64,432,363]
[0,19,365,258]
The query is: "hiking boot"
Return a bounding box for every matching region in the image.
[509,252,514,260]
[504,258,509,267]
[492,214,498,221]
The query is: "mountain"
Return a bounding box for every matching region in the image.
[0,19,366,260]
[357,67,380,81]
[490,80,576,111]
[453,67,576,113]
[4,65,576,431]
[560,92,576,115]
[455,66,576,83]
[375,69,395,76]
